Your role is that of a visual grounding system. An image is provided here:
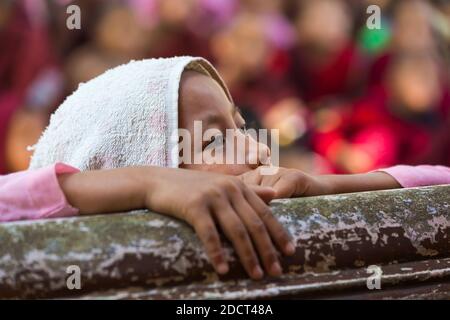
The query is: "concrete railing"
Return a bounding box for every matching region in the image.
[0,185,449,299]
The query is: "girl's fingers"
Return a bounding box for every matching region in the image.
[189,207,229,275]
[239,169,263,186]
[211,198,263,280]
[230,191,282,277]
[260,174,281,188]
[272,177,297,198]
[248,185,275,204]
[245,188,296,257]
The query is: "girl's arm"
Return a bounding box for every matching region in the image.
[314,171,401,195]
[240,165,450,198]
[1,164,295,280]
[316,165,450,195]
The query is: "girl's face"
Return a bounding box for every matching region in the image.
[178,71,271,175]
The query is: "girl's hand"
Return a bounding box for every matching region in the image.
[59,166,295,280]
[145,168,296,280]
[239,167,333,198]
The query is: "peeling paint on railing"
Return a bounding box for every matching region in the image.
[0,185,449,299]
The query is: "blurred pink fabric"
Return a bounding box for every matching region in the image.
[0,163,79,222]
[379,165,450,188]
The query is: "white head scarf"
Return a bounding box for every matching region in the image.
[29,56,232,170]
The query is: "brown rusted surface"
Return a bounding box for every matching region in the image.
[0,185,449,299]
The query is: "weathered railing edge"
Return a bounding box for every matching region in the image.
[77,257,450,300]
[0,184,449,299]
[2,184,448,227]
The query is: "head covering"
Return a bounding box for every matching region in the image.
[29,56,232,170]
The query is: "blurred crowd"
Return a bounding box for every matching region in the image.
[1,0,449,174]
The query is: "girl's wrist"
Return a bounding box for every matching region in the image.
[128,166,163,210]
[134,166,178,214]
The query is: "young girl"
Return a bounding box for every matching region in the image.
[2,57,450,280]
[11,56,296,280]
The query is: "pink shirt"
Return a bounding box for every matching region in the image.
[0,164,449,223]
[378,165,450,188]
[0,163,79,222]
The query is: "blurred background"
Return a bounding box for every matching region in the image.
[1,0,449,175]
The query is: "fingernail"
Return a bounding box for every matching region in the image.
[285,242,296,255]
[253,266,264,279]
[217,263,229,275]
[271,262,282,276]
